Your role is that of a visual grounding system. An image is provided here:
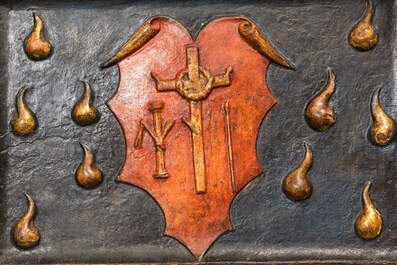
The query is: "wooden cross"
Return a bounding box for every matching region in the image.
[151,45,232,193]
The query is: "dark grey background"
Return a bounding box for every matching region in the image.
[0,0,395,263]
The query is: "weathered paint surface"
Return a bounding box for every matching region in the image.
[110,17,276,258]
[0,1,396,264]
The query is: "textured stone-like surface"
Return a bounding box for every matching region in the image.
[0,0,395,263]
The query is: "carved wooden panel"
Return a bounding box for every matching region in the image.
[0,0,396,264]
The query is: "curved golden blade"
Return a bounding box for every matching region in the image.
[239,19,293,69]
[101,17,163,68]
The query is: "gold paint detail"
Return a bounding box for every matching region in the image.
[355,182,382,240]
[134,101,175,179]
[349,0,378,51]
[238,20,293,69]
[72,81,100,126]
[369,87,395,146]
[182,100,207,193]
[305,67,336,132]
[13,193,40,249]
[76,143,103,189]
[101,17,161,68]
[11,87,37,136]
[283,143,313,201]
[24,13,52,61]
[152,46,232,101]
[224,101,236,193]
[152,45,233,194]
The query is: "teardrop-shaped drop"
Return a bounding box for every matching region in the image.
[13,193,40,249]
[72,81,100,126]
[24,13,52,60]
[349,0,378,51]
[283,143,313,201]
[355,182,382,240]
[369,87,395,146]
[305,67,336,132]
[76,143,103,189]
[11,87,37,136]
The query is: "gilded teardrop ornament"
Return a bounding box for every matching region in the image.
[283,143,313,201]
[11,87,37,136]
[305,67,336,132]
[13,193,41,249]
[24,13,53,60]
[369,87,395,146]
[72,81,100,126]
[76,143,103,189]
[349,0,378,51]
[355,183,382,240]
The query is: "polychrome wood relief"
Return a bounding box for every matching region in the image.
[102,16,290,258]
[0,0,396,264]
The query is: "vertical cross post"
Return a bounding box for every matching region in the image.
[181,47,207,193]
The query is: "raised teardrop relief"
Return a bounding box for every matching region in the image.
[76,143,103,189]
[305,67,336,132]
[24,13,53,60]
[283,143,313,201]
[72,81,100,126]
[13,193,40,249]
[355,182,382,240]
[349,0,378,51]
[369,87,395,146]
[11,87,37,136]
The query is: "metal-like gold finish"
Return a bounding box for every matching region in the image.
[238,20,293,69]
[349,0,378,51]
[355,182,382,240]
[101,17,161,68]
[224,101,236,193]
[182,100,207,193]
[76,143,103,189]
[24,13,52,61]
[11,87,37,136]
[369,87,395,146]
[152,46,233,101]
[152,45,232,193]
[72,81,100,126]
[283,143,313,201]
[134,101,175,179]
[13,193,40,249]
[305,67,336,132]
